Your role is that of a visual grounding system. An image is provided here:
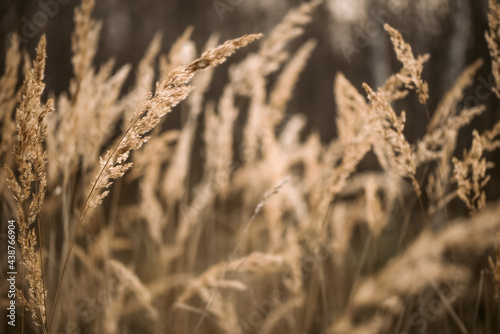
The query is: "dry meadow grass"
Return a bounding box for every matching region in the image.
[1,0,500,333]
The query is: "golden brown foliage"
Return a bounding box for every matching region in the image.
[2,1,500,334]
[5,35,52,333]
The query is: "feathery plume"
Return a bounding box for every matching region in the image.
[363,83,420,195]
[0,34,21,157]
[90,34,262,209]
[71,0,101,85]
[5,35,52,333]
[259,0,322,75]
[268,39,317,126]
[162,34,221,206]
[428,59,483,132]
[452,130,494,215]
[384,24,430,104]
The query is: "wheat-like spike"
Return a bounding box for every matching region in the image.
[242,65,267,162]
[203,100,220,172]
[334,72,396,174]
[423,128,460,215]
[90,34,262,209]
[0,35,22,204]
[80,62,132,174]
[262,38,316,162]
[363,83,420,196]
[417,105,486,164]
[384,24,430,104]
[259,0,322,75]
[480,119,500,151]
[122,33,162,128]
[0,34,21,157]
[238,2,321,163]
[5,35,52,333]
[309,74,376,220]
[162,34,221,206]
[452,130,494,215]
[423,108,495,215]
[486,0,500,98]
[71,0,101,85]
[214,86,238,197]
[47,0,105,194]
[268,39,317,126]
[428,59,483,132]
[334,72,372,144]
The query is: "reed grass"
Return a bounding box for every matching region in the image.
[2,0,500,333]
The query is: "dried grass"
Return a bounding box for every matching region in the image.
[5,35,52,333]
[2,0,500,333]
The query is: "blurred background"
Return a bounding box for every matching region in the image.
[1,2,500,333]
[0,0,499,198]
